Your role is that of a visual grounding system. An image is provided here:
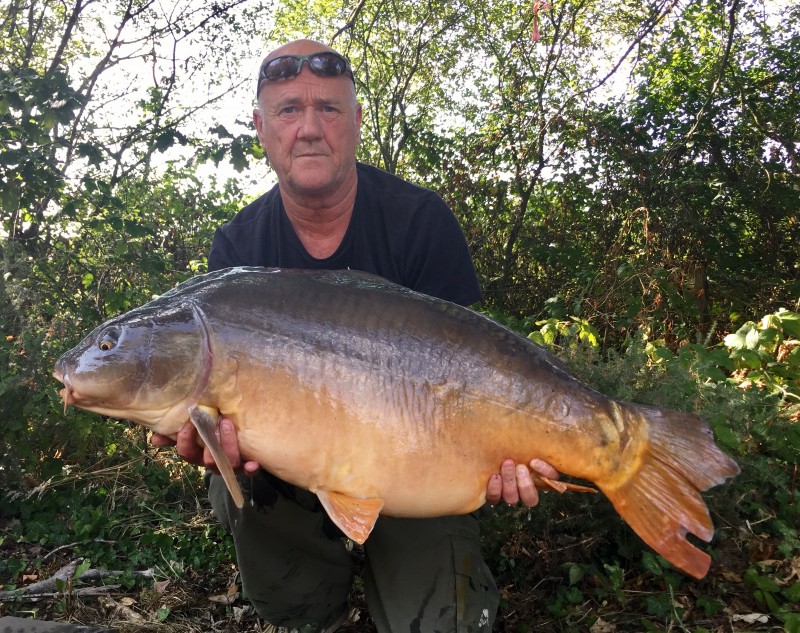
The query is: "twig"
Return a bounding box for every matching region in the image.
[0,560,154,600]
[331,0,367,42]
[42,539,116,561]
[0,586,122,601]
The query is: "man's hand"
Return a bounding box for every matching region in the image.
[150,418,260,476]
[486,458,560,507]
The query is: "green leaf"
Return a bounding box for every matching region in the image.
[527,331,545,346]
[757,327,781,350]
[784,581,800,603]
[154,131,175,151]
[724,330,747,350]
[745,326,761,350]
[783,613,800,633]
[73,559,92,580]
[641,551,664,576]
[709,421,740,452]
[777,311,800,338]
[77,142,104,166]
[567,563,584,586]
[209,124,233,138]
[230,142,248,172]
[731,349,762,370]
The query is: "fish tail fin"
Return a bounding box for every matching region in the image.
[600,403,739,579]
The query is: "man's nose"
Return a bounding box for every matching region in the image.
[297,107,324,139]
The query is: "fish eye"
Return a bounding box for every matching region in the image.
[98,327,120,352]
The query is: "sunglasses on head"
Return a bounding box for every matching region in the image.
[257,52,355,95]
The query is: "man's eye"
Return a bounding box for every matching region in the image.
[280,106,298,115]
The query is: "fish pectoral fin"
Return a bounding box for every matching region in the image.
[188,406,245,509]
[317,491,384,544]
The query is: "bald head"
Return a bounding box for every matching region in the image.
[256,39,355,100]
[262,39,336,65]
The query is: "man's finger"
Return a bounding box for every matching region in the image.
[218,418,242,469]
[530,458,560,480]
[486,473,502,505]
[243,460,261,477]
[150,432,176,448]
[515,463,540,507]
[500,459,520,505]
[176,421,208,469]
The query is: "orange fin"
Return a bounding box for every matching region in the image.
[189,406,244,509]
[534,475,597,494]
[317,490,384,544]
[601,404,739,579]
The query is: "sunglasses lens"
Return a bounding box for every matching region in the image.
[264,56,303,81]
[309,53,348,76]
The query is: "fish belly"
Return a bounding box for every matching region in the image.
[221,353,614,518]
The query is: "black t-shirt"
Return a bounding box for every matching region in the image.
[208,163,482,307]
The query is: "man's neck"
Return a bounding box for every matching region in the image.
[280,176,358,260]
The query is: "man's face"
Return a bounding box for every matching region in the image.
[253,47,362,201]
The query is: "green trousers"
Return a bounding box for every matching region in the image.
[207,471,499,632]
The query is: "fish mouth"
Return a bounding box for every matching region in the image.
[53,369,76,414]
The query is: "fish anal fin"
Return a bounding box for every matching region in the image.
[317,491,384,544]
[188,406,245,509]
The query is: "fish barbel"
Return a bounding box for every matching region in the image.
[53,267,739,579]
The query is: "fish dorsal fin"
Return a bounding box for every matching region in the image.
[189,405,245,509]
[317,491,384,544]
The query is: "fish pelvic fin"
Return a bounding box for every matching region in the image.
[189,405,245,509]
[601,403,739,579]
[317,490,384,544]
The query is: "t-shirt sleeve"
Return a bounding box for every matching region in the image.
[403,193,483,307]
[207,226,243,273]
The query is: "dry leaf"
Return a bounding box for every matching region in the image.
[590,616,617,632]
[154,580,171,593]
[100,595,146,622]
[732,613,769,624]
[209,590,240,605]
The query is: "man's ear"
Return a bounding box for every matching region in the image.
[253,108,266,147]
[253,108,271,165]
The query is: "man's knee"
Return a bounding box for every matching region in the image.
[206,472,353,629]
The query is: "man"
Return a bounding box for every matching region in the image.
[154,39,558,632]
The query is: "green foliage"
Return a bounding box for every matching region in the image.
[723,309,800,403]
[0,434,235,588]
[744,564,800,631]
[0,66,84,240]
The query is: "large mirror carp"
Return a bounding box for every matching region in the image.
[54,267,739,579]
